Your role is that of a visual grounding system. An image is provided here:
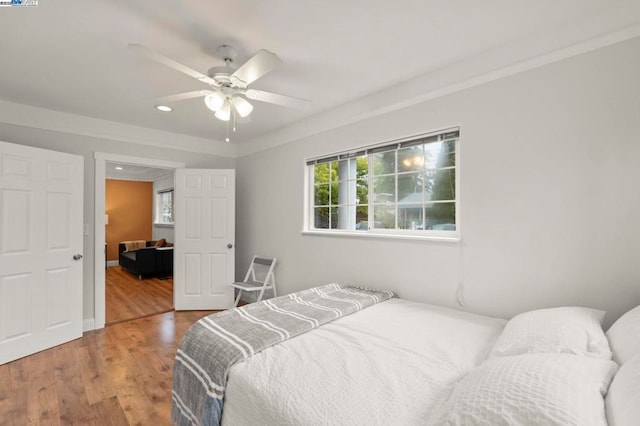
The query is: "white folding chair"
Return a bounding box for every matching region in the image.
[231,256,277,307]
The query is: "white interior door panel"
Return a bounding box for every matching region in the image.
[0,141,83,365]
[174,169,235,310]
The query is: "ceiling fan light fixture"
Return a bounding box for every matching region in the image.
[204,92,225,112]
[232,96,253,118]
[132,44,312,138]
[214,102,231,121]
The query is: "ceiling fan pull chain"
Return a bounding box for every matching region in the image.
[233,107,237,133]
[225,115,230,143]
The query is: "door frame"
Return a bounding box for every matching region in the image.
[93,152,185,330]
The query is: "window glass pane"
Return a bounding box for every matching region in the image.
[372,151,396,175]
[440,140,456,168]
[398,146,425,173]
[158,190,173,223]
[330,182,339,206]
[314,207,330,229]
[333,205,358,230]
[356,178,368,205]
[329,206,338,229]
[373,176,395,203]
[341,180,356,205]
[335,159,356,182]
[356,156,368,178]
[425,202,456,230]
[397,173,424,201]
[330,161,339,182]
[398,205,425,230]
[425,140,456,169]
[314,184,330,206]
[374,205,395,229]
[424,169,455,201]
[314,163,331,184]
[355,205,368,230]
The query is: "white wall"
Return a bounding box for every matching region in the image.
[236,37,640,327]
[152,173,176,243]
[0,123,235,321]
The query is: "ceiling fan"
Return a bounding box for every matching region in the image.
[129,44,311,140]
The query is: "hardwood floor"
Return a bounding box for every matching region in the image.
[106,266,173,325]
[0,310,216,426]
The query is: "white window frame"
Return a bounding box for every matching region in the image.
[155,188,174,227]
[303,127,460,241]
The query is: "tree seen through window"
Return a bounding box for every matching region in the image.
[311,131,457,233]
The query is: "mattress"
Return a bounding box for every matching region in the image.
[221,298,506,425]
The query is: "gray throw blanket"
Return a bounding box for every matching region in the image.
[171,283,395,426]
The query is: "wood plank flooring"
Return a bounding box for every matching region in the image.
[106,266,173,325]
[0,310,216,426]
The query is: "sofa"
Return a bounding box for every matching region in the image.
[118,240,173,279]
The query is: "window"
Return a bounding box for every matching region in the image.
[156,189,174,225]
[306,128,459,238]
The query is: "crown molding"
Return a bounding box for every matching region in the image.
[237,22,640,158]
[1,5,638,161]
[0,99,237,158]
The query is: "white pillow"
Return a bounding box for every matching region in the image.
[490,306,612,359]
[606,353,640,426]
[606,305,640,365]
[428,353,618,426]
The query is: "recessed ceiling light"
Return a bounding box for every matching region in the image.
[155,105,173,112]
[115,166,123,170]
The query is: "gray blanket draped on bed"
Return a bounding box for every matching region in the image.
[171,283,395,426]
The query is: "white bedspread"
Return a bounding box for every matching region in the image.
[221,298,506,425]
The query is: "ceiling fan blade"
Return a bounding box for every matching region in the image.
[245,89,311,109]
[156,90,212,104]
[128,44,218,86]
[231,50,282,85]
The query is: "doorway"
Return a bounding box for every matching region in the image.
[104,163,175,324]
[94,153,185,330]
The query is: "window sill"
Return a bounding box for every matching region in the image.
[301,229,460,242]
[154,222,174,228]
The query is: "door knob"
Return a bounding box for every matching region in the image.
[227,243,233,249]
[73,254,83,260]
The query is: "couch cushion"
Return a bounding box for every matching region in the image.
[122,240,146,251]
[121,251,136,261]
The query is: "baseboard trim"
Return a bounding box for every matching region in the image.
[106,260,119,267]
[83,318,95,332]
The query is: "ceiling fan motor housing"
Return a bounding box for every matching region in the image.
[216,44,238,62]
[207,65,244,87]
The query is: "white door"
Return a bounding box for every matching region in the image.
[0,141,83,365]
[174,169,235,310]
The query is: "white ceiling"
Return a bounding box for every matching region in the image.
[0,1,638,147]
[105,162,173,182]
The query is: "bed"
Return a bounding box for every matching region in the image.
[172,284,640,426]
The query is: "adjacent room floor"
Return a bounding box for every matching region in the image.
[106,266,173,325]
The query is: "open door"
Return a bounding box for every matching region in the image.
[0,141,83,364]
[174,169,235,310]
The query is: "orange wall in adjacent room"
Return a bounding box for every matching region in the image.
[105,179,153,261]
